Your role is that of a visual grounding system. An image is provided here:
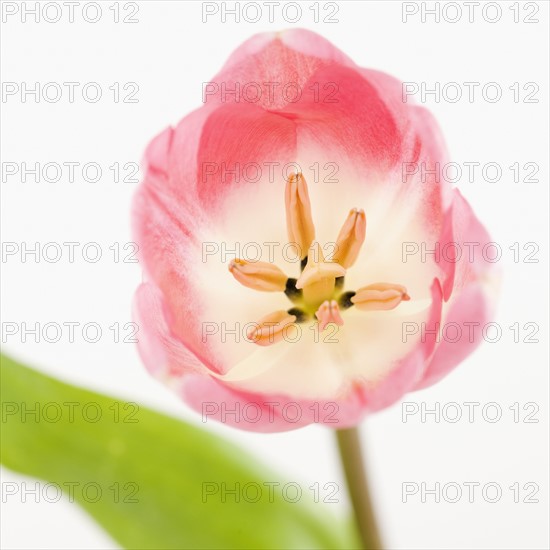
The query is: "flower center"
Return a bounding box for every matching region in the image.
[228,172,410,346]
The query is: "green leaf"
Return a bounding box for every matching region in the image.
[1,354,358,549]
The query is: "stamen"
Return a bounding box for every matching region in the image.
[230,169,411,347]
[285,172,315,260]
[351,283,410,311]
[247,310,297,346]
[315,300,345,331]
[284,278,303,303]
[229,259,287,292]
[333,208,366,268]
[287,307,309,323]
[338,291,356,310]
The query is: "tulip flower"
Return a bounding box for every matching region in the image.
[132,29,495,434]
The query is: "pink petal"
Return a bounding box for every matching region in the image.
[447,188,494,287]
[181,374,413,433]
[194,103,297,206]
[416,190,496,389]
[415,282,490,390]
[182,377,318,433]
[205,29,355,110]
[133,283,219,378]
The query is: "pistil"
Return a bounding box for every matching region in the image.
[296,242,346,310]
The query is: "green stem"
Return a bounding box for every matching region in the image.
[336,427,383,550]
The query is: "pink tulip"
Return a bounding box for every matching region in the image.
[132,30,495,432]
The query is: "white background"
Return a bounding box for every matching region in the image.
[1,1,549,549]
